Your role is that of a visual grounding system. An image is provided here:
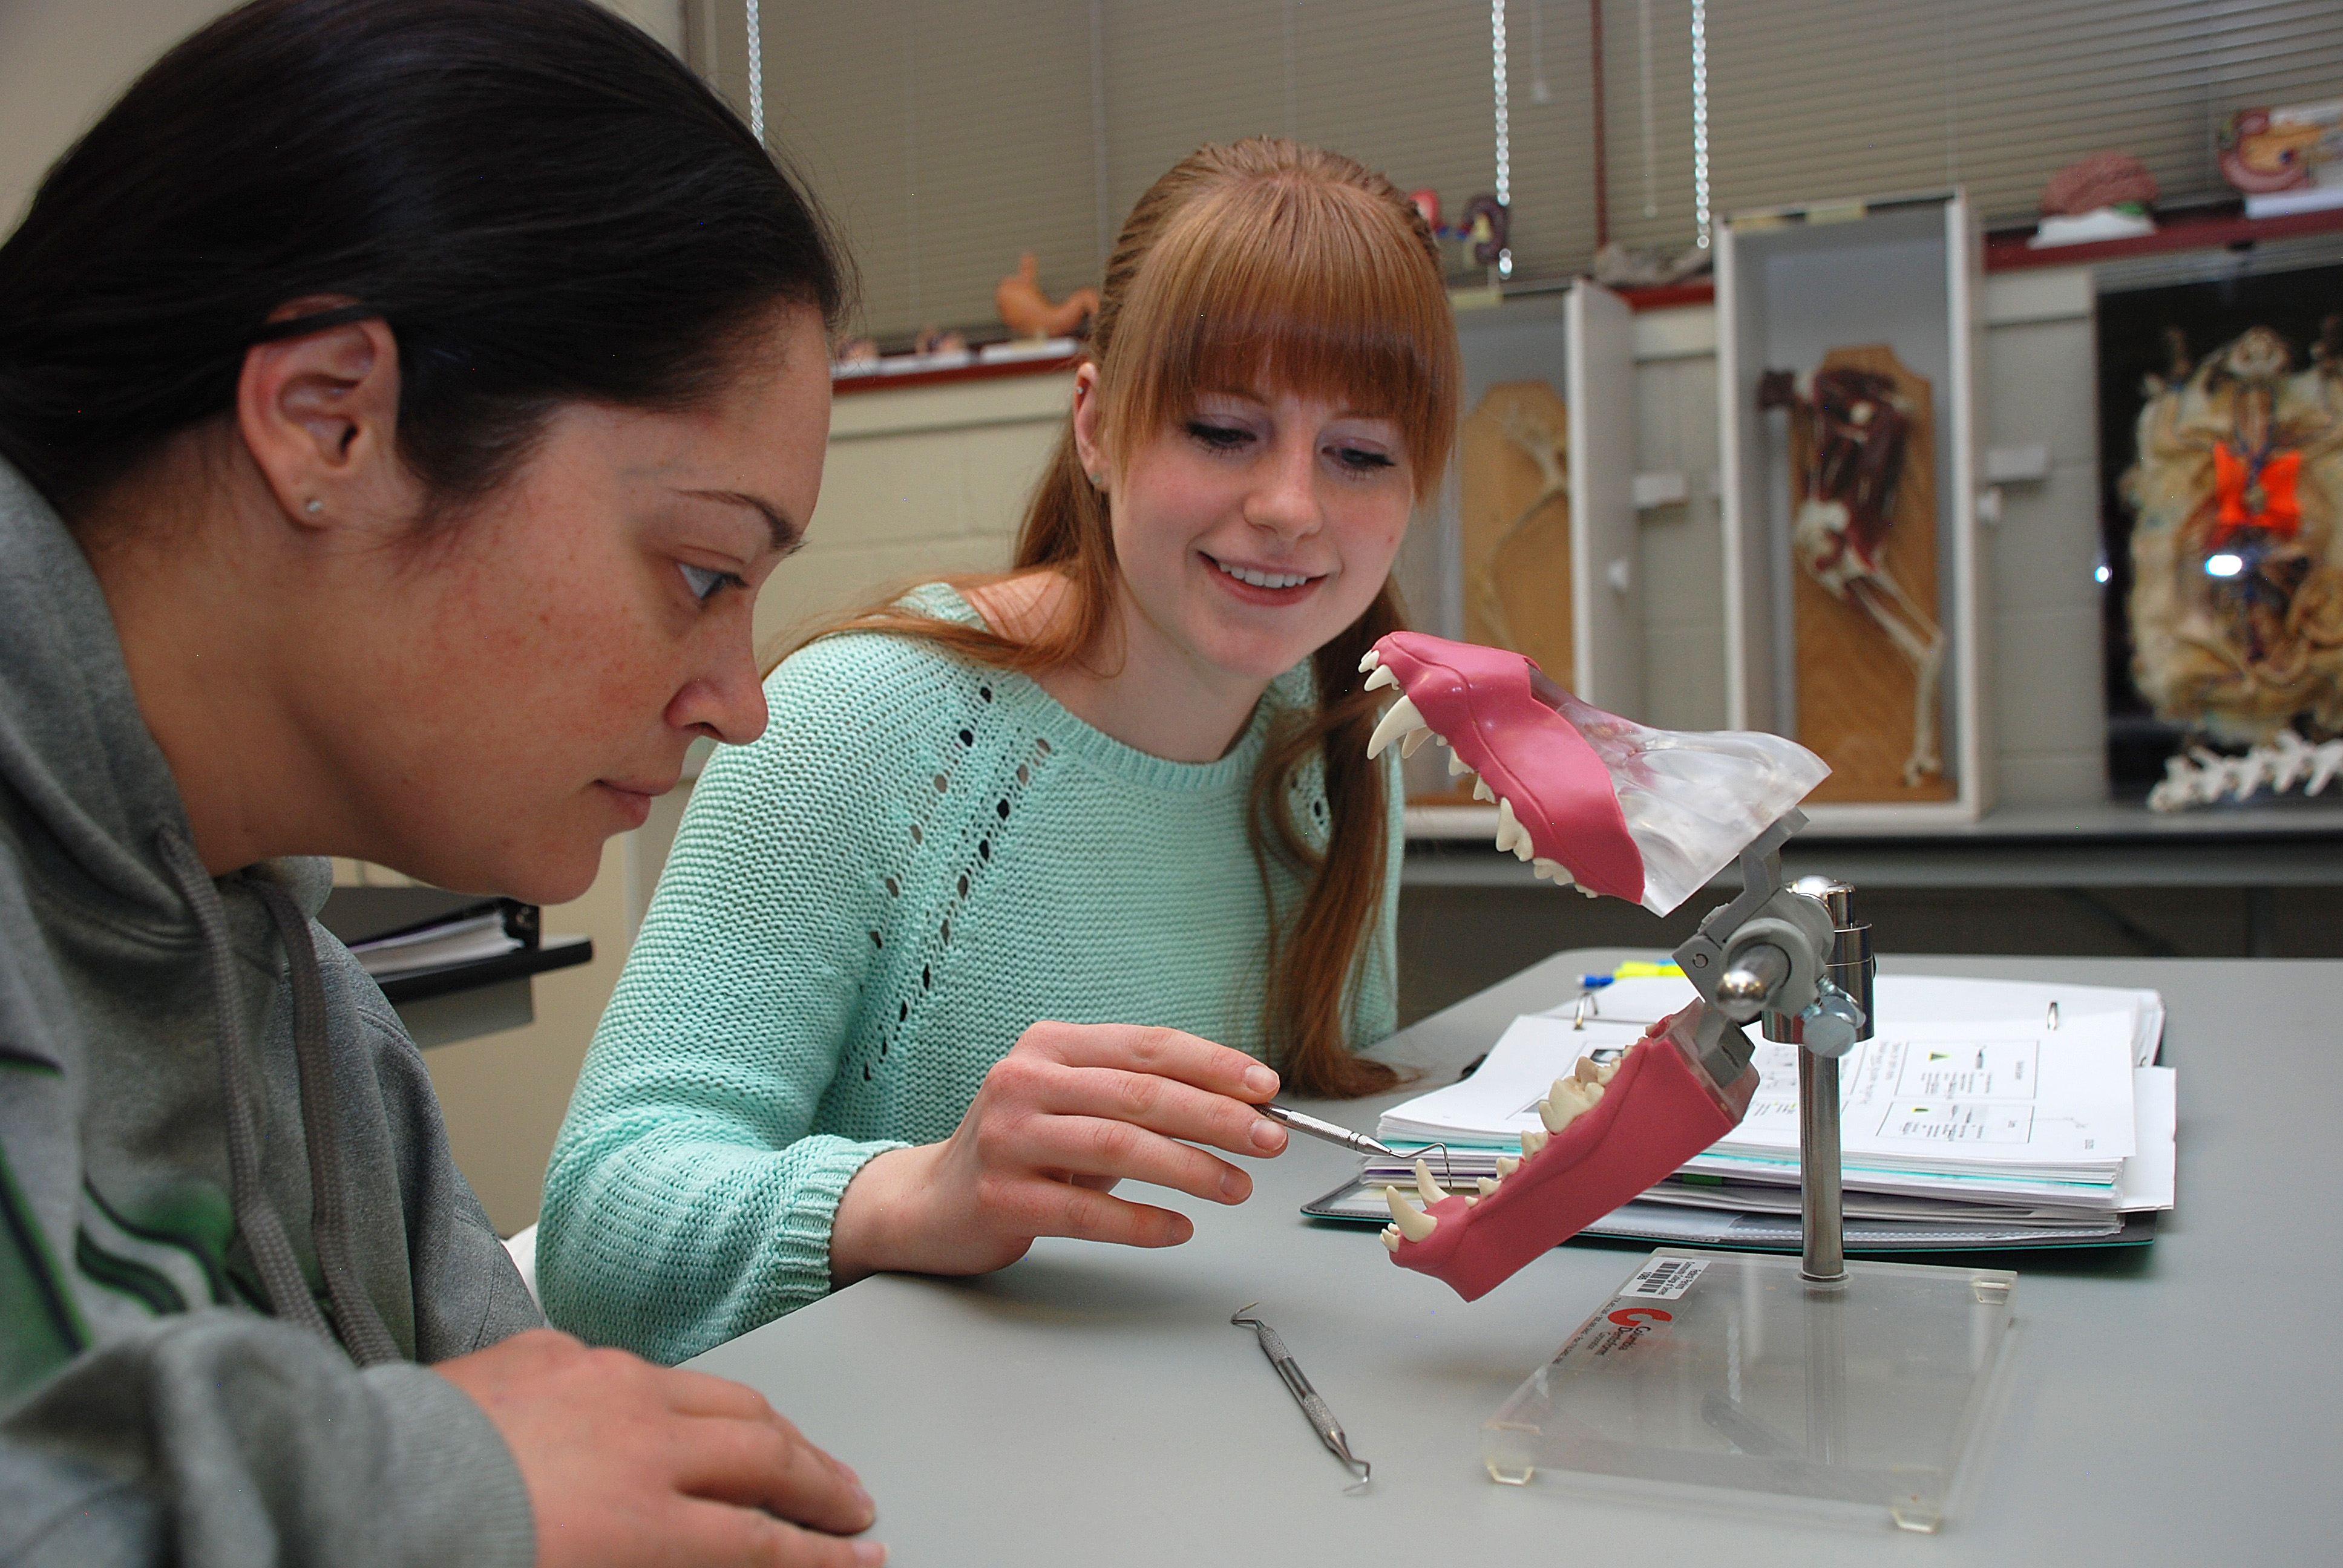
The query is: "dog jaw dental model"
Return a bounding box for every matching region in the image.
[1359,631,1827,1301]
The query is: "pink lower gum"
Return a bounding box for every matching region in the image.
[1388,1002,1760,1301]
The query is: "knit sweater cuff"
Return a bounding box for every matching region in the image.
[775,1135,913,1299]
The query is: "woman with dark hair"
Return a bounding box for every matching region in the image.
[540,139,1460,1364]
[0,1,886,1563]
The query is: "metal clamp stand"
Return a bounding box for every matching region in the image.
[1480,817,2018,1528]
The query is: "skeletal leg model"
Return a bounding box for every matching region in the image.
[1465,402,1569,656]
[1361,632,1837,1300]
[1758,367,1947,788]
[2148,728,2343,811]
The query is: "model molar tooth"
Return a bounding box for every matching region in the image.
[1495,1155,1521,1177]
[1532,858,1573,886]
[1380,1223,1402,1253]
[1401,726,1439,760]
[1472,776,1495,803]
[1366,695,1426,758]
[1520,1128,1549,1157]
[1413,1159,1446,1207]
[1538,1078,1593,1133]
[1383,1185,1438,1241]
[1597,1059,1619,1085]
[1475,1176,1501,1197]
[1358,648,1381,673]
[1447,748,1472,777]
[1573,1057,1602,1085]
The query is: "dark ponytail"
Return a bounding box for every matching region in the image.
[0,0,848,518]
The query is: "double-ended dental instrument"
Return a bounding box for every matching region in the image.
[1229,1304,1371,1491]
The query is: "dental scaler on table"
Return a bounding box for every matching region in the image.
[1356,632,1866,1302]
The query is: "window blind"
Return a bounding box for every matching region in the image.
[700,2,1533,341]
[693,1,2343,338]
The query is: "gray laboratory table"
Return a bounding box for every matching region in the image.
[690,950,2342,1564]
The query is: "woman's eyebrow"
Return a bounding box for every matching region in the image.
[684,488,805,555]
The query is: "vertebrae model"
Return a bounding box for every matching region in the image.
[2147,727,2343,811]
[1358,633,1831,1300]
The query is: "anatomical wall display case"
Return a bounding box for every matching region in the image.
[1717,191,1988,825]
[2095,263,2343,809]
[1401,279,1640,824]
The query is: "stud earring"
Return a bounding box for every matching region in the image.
[304,499,324,516]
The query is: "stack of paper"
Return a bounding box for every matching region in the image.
[1363,974,2175,1247]
[348,908,523,978]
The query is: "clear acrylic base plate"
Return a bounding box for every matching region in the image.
[1483,1249,2017,1533]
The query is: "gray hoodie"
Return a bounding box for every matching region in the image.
[0,459,542,1565]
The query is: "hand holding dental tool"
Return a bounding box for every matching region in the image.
[1358,633,1854,1299]
[827,1022,1288,1284]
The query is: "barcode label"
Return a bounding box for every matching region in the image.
[1619,1257,1709,1301]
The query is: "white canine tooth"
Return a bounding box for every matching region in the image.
[1495,797,1533,859]
[1413,1159,1445,1207]
[1472,776,1495,803]
[1363,664,1398,691]
[1358,648,1381,673]
[1381,1224,1402,1253]
[1520,1128,1549,1156]
[1400,726,1437,759]
[1573,1057,1601,1085]
[1383,1185,1438,1241]
[1447,748,1472,777]
[1366,695,1426,758]
[1476,1176,1501,1196]
[1495,1155,1521,1177]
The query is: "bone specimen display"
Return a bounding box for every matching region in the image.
[1758,348,1951,798]
[1460,382,1575,700]
[993,252,1098,341]
[2148,727,2343,811]
[1360,631,1823,1299]
[2121,321,2343,750]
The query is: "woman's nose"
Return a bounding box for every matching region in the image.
[1245,436,1322,539]
[667,632,768,745]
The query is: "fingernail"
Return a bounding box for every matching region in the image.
[854,1542,888,1566]
[1243,1064,1278,1096]
[1250,1118,1285,1152]
[835,1460,863,1489]
[1221,1168,1250,1200]
[852,1484,875,1517]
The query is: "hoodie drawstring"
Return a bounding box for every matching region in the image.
[156,830,398,1365]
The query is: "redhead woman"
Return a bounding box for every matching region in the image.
[0,1,882,1563]
[539,139,1461,1363]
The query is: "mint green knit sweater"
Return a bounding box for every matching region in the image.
[538,586,1401,1363]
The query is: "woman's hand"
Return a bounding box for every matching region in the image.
[435,1328,882,1567]
[827,1022,1288,1282]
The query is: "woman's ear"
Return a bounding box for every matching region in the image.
[235,302,410,530]
[1070,362,1109,492]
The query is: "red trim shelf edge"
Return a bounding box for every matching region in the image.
[832,353,1082,394]
[1613,204,2343,313]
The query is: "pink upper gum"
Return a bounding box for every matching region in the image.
[1372,632,1644,904]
